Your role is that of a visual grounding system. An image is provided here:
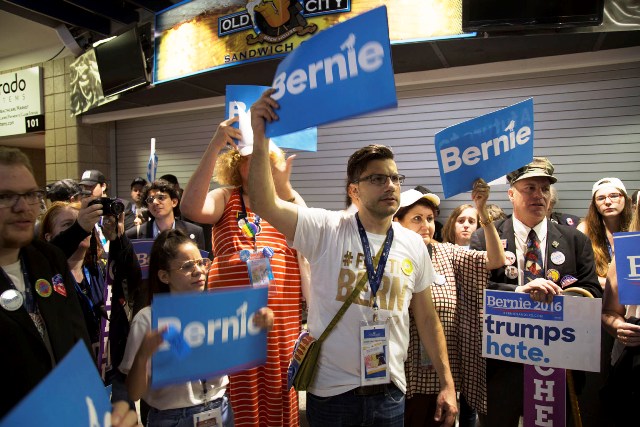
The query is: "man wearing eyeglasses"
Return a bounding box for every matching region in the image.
[247,90,458,427]
[126,179,205,250]
[0,147,91,417]
[469,157,602,426]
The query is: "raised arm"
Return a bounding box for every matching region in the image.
[248,89,299,240]
[472,179,505,270]
[181,117,242,224]
[411,288,458,426]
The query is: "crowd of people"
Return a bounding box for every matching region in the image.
[1,89,638,426]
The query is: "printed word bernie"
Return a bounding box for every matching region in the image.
[157,302,262,350]
[441,120,532,173]
[272,33,384,100]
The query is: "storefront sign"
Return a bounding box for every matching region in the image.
[0,67,44,137]
[154,0,473,83]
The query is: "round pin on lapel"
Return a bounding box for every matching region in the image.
[546,269,560,283]
[35,279,52,298]
[550,251,565,265]
[505,265,519,280]
[434,274,446,285]
[0,289,23,311]
[504,251,516,266]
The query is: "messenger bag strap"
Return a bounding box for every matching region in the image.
[316,232,390,344]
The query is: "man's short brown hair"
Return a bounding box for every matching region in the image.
[0,146,34,173]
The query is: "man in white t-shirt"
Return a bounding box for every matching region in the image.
[247,90,457,426]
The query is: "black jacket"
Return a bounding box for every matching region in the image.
[125,219,206,251]
[0,240,91,417]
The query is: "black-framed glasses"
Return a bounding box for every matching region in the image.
[0,190,45,208]
[595,193,622,204]
[171,258,212,273]
[145,193,170,204]
[353,174,405,186]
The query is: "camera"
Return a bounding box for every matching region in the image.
[88,197,125,217]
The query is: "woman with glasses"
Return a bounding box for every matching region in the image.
[120,229,273,427]
[180,118,309,427]
[393,180,505,427]
[126,179,205,251]
[577,177,632,289]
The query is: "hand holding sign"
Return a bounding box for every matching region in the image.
[210,116,242,152]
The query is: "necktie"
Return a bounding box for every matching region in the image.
[524,229,543,282]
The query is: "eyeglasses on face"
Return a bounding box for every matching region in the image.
[172,258,212,273]
[145,193,170,204]
[353,174,405,186]
[595,193,622,204]
[0,190,45,208]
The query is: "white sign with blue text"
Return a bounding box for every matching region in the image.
[1,342,111,427]
[265,6,397,138]
[226,85,317,152]
[435,98,534,198]
[151,286,269,387]
[482,290,601,372]
[613,231,640,304]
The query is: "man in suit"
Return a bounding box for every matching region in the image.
[470,157,602,427]
[0,148,90,417]
[125,179,205,250]
[124,177,147,231]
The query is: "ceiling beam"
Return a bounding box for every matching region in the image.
[64,0,138,25]
[125,0,174,13]
[3,0,111,35]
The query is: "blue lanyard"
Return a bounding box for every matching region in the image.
[1,256,35,314]
[74,267,95,313]
[355,213,394,310]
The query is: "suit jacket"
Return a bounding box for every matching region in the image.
[550,211,580,228]
[470,216,602,298]
[0,240,90,417]
[125,219,206,251]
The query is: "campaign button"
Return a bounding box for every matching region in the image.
[401,259,413,276]
[239,249,251,262]
[504,251,516,266]
[505,265,519,280]
[262,246,274,258]
[546,269,560,283]
[561,275,578,288]
[550,251,565,265]
[434,274,446,285]
[35,279,52,298]
[0,289,23,311]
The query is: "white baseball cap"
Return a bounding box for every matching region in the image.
[234,108,278,156]
[592,177,627,196]
[399,189,441,209]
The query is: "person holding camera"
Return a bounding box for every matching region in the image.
[125,179,205,250]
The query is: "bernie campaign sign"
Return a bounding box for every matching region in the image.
[435,98,534,198]
[1,342,111,427]
[226,85,317,152]
[482,289,601,372]
[265,6,397,138]
[613,231,640,304]
[151,286,269,387]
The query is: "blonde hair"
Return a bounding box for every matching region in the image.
[213,146,286,186]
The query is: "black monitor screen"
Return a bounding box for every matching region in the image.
[463,0,605,32]
[95,27,148,97]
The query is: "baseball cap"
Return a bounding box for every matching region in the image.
[400,189,441,209]
[506,157,557,185]
[130,177,147,188]
[592,177,627,196]
[46,179,82,202]
[79,169,106,186]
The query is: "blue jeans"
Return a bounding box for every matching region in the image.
[306,384,405,427]
[146,394,234,427]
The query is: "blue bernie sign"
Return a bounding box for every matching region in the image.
[265,6,397,138]
[1,342,111,427]
[226,85,317,152]
[151,286,269,387]
[613,232,640,305]
[435,98,534,198]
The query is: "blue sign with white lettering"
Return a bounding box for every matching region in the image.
[485,290,563,321]
[613,232,640,304]
[435,98,534,198]
[151,286,269,387]
[226,85,317,152]
[1,342,111,427]
[265,6,397,138]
